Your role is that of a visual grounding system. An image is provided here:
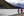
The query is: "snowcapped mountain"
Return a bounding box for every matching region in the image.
[5,0,24,8]
[12,3,24,8]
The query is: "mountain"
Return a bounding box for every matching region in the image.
[12,3,24,8]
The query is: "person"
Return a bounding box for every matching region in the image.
[20,8,23,14]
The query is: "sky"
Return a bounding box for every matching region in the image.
[5,0,24,4]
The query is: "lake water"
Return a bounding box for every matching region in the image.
[0,9,24,16]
